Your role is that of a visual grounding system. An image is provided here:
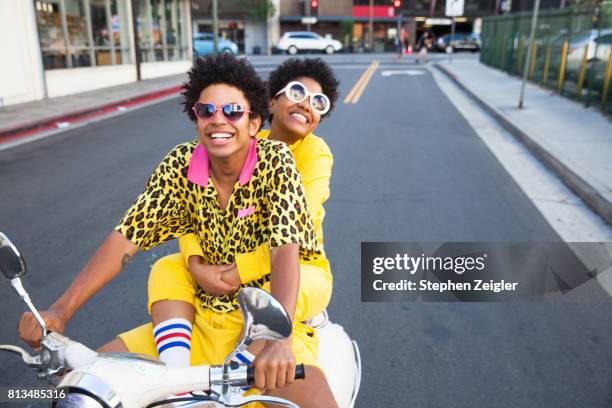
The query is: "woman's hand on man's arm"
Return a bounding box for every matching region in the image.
[188,255,239,296]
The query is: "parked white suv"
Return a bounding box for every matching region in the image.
[276,31,343,55]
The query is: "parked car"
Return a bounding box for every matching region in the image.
[275,31,342,55]
[436,33,480,53]
[193,33,239,56]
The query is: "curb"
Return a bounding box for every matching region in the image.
[434,63,612,227]
[0,85,182,140]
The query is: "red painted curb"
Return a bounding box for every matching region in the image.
[0,85,182,143]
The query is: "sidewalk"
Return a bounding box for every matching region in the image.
[0,73,186,139]
[435,59,612,227]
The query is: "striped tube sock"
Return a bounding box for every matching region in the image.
[231,350,255,391]
[232,349,255,366]
[153,318,192,368]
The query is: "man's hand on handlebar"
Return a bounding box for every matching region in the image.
[18,306,66,348]
[252,338,296,391]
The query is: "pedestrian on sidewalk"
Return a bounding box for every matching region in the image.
[416,31,433,64]
[402,29,410,55]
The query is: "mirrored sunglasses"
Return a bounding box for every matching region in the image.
[192,102,252,122]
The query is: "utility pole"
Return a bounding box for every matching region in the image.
[368,0,374,52]
[518,0,541,108]
[212,0,219,54]
[131,0,141,81]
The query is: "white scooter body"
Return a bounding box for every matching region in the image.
[314,313,362,408]
[55,314,362,408]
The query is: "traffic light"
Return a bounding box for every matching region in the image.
[310,0,318,16]
[393,0,401,7]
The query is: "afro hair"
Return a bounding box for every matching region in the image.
[182,54,267,125]
[267,58,340,122]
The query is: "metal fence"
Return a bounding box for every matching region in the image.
[480,2,612,114]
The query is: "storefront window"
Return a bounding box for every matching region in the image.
[36,0,132,69]
[36,0,188,69]
[137,0,188,62]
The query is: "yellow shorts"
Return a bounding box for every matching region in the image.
[119,253,333,367]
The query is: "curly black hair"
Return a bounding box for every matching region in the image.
[182,54,267,126]
[267,58,340,122]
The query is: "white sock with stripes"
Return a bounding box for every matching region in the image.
[231,350,255,391]
[232,349,255,366]
[153,318,192,368]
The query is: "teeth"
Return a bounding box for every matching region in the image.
[290,113,307,123]
[210,132,232,139]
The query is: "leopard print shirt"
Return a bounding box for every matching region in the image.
[116,138,321,313]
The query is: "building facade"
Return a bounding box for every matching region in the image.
[191,0,281,55]
[1,0,192,107]
[278,0,497,51]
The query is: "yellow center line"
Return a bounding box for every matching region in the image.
[351,60,379,104]
[343,60,379,104]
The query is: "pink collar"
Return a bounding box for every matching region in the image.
[187,138,258,188]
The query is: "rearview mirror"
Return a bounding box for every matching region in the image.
[0,232,27,280]
[238,286,292,342]
[223,287,292,368]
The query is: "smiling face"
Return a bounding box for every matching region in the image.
[195,84,261,160]
[269,76,323,143]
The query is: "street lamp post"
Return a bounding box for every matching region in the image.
[518,0,541,109]
[306,0,312,32]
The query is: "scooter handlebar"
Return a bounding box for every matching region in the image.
[246,364,305,384]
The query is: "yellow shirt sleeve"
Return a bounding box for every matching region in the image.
[179,233,205,266]
[235,243,271,283]
[115,144,195,251]
[297,136,333,246]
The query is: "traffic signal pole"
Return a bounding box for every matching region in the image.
[212,0,219,54]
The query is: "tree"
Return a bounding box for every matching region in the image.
[340,19,354,48]
[240,0,276,21]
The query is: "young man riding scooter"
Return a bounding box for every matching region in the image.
[117,57,341,405]
[18,54,338,407]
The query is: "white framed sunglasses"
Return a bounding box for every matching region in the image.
[274,81,331,115]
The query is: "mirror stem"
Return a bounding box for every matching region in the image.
[11,278,47,338]
[222,338,252,379]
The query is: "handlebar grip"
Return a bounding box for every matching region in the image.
[247,364,306,384]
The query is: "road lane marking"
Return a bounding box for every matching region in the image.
[350,61,379,104]
[343,60,379,104]
[381,70,426,76]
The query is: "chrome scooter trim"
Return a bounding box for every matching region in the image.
[57,372,122,408]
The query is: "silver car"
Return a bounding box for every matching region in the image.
[276,31,342,55]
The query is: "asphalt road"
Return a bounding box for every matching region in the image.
[1,55,611,407]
